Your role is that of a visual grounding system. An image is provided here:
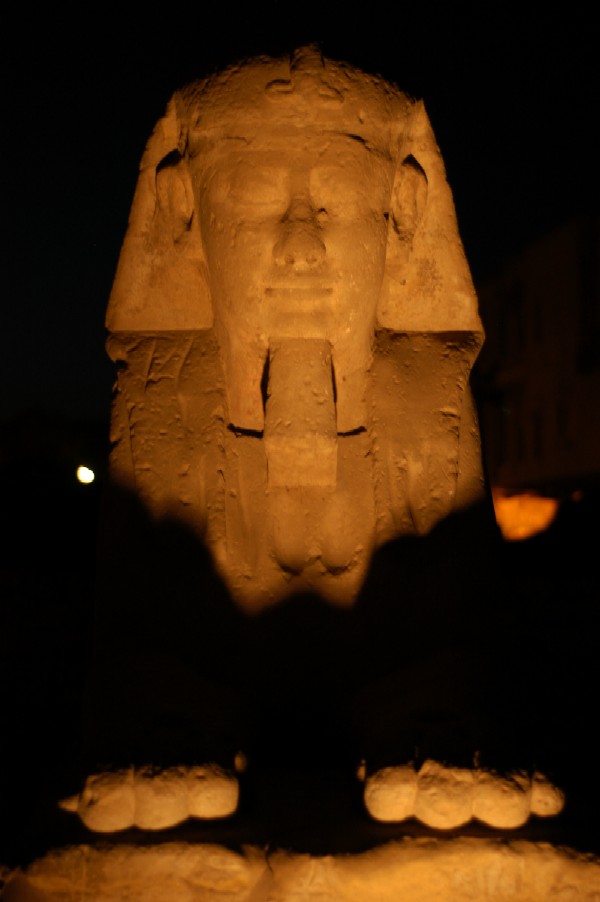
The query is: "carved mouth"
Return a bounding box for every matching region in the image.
[265,286,334,300]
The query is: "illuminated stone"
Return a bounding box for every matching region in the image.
[4,840,600,900]
[105,45,485,611]
[530,773,565,818]
[472,770,532,829]
[133,766,190,831]
[414,761,475,829]
[63,47,566,852]
[60,765,239,832]
[364,762,563,829]
[185,764,239,819]
[66,769,135,833]
[363,765,418,822]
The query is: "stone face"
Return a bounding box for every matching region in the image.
[105,46,485,612]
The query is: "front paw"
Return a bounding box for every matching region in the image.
[59,763,240,832]
[362,760,564,829]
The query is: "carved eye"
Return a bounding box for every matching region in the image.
[311,165,359,210]
[223,163,288,209]
[310,160,391,219]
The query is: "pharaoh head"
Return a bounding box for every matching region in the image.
[105,47,485,609]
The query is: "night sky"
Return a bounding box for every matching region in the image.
[4,5,598,421]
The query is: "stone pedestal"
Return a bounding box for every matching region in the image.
[4,840,600,901]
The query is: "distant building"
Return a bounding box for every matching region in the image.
[475,215,600,498]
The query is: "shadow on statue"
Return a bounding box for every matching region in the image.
[77,477,590,853]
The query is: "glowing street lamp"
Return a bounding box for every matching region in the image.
[76,465,95,485]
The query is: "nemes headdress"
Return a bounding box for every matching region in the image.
[106,46,482,344]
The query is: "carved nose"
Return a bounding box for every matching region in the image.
[272,200,326,269]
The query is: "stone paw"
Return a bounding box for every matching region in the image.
[362,760,564,829]
[59,763,240,832]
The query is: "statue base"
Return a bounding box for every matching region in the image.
[4,838,600,900]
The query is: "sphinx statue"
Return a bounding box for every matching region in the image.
[105,45,485,608]
[62,47,563,836]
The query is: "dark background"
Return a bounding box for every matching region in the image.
[1,1,599,870]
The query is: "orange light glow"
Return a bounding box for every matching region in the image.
[492,490,559,541]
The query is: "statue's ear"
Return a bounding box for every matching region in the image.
[106,98,213,333]
[377,100,483,340]
[155,154,195,244]
[385,154,428,268]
